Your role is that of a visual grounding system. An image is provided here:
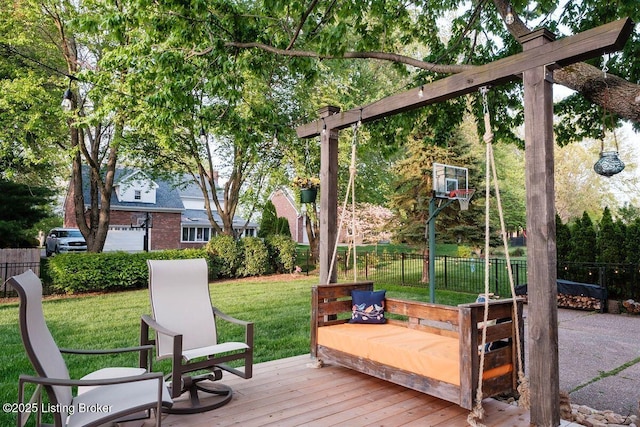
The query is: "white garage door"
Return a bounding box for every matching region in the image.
[104,227,147,252]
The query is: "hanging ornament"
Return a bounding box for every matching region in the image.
[593,59,625,177]
[594,151,625,177]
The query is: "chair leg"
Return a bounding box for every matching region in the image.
[165,369,233,414]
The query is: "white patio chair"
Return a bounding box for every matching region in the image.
[8,269,172,427]
[141,258,253,414]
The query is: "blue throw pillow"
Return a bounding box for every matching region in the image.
[350,290,386,324]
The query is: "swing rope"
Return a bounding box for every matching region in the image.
[468,87,529,427]
[326,118,360,284]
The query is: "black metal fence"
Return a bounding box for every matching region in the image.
[333,251,528,298]
[1,261,43,298]
[3,255,639,301]
[558,262,640,301]
[296,249,640,301]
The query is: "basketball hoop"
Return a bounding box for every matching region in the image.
[131,212,153,229]
[449,189,475,211]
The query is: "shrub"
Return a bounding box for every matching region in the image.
[258,200,278,238]
[46,249,208,294]
[509,247,525,257]
[258,200,291,238]
[266,234,298,273]
[274,217,291,237]
[237,237,269,277]
[206,234,242,278]
[457,245,472,258]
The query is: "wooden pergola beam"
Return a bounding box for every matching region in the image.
[296,17,633,139]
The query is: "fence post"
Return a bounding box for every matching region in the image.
[443,256,448,289]
[2,262,6,298]
[494,259,500,295]
[344,250,348,274]
[365,252,369,279]
[598,266,606,289]
[401,252,406,285]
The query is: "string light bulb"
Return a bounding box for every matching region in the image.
[505,4,515,25]
[61,88,73,111]
[418,85,424,98]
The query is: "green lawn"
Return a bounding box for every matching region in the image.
[0,274,477,426]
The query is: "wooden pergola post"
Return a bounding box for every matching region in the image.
[318,106,341,285]
[522,29,560,426]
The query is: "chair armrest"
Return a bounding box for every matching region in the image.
[59,344,154,355]
[212,307,253,327]
[141,314,181,337]
[140,314,186,373]
[212,307,254,350]
[18,371,164,388]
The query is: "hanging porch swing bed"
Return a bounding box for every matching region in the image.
[310,281,524,410]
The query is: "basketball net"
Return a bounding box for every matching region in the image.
[449,189,475,211]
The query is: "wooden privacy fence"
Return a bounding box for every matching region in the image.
[1,248,41,297]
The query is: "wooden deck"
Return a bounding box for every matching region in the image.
[136,355,531,427]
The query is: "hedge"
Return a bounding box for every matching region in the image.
[46,249,208,294]
[266,234,298,273]
[237,237,269,277]
[206,235,242,278]
[45,235,298,294]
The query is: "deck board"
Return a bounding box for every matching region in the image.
[138,355,530,427]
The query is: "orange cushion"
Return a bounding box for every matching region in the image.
[318,323,513,387]
[318,323,461,385]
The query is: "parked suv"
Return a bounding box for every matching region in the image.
[45,228,87,256]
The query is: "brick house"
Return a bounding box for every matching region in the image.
[269,188,309,243]
[63,168,258,251]
[269,187,353,244]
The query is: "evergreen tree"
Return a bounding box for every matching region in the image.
[556,214,572,264]
[274,217,291,238]
[258,201,278,239]
[569,212,597,263]
[389,122,485,248]
[615,220,627,263]
[597,207,624,263]
[0,179,54,248]
[617,203,640,225]
[624,218,640,263]
[258,200,291,238]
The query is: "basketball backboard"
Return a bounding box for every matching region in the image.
[131,212,153,228]
[432,163,469,199]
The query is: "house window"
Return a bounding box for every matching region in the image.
[134,190,141,200]
[181,226,211,242]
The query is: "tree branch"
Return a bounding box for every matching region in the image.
[490,0,640,123]
[287,0,320,50]
[224,41,473,74]
[225,0,639,124]
[554,62,640,123]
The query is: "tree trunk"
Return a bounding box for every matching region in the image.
[421,247,429,283]
[553,62,640,123]
[305,202,320,263]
